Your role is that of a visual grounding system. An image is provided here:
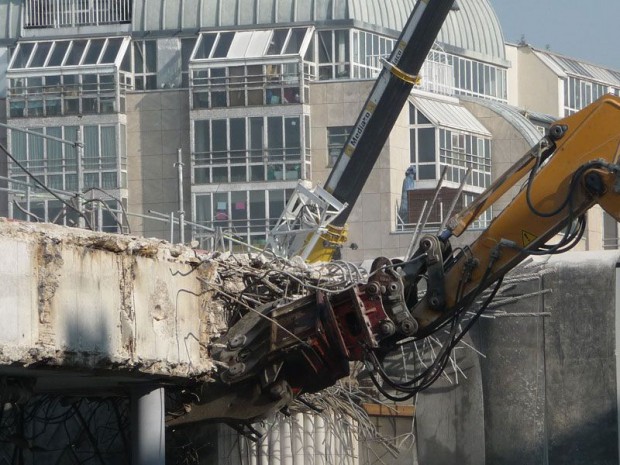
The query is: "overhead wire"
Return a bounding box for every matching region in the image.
[0,141,93,230]
[83,186,132,233]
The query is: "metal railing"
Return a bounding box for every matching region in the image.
[603,236,619,250]
[24,0,131,29]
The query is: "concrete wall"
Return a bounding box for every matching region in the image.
[514,46,563,117]
[416,332,486,464]
[480,252,619,464]
[125,90,192,241]
[416,251,620,464]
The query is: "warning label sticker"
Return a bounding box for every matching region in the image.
[521,230,537,247]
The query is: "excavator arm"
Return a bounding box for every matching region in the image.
[411,94,620,334]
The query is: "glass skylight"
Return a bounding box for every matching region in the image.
[191,28,313,61]
[8,37,131,70]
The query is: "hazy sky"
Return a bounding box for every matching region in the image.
[490,0,620,70]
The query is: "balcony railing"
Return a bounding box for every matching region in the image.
[603,236,619,250]
[24,0,131,29]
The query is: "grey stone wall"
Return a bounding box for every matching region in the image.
[125,90,191,241]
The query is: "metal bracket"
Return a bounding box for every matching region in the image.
[267,182,347,260]
[420,235,446,311]
[382,58,422,85]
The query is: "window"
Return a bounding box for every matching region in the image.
[9,38,129,70]
[439,129,491,188]
[8,73,122,118]
[350,30,395,80]
[193,116,305,184]
[24,0,132,29]
[448,54,507,102]
[327,127,351,167]
[133,40,157,90]
[564,76,613,115]
[194,188,294,250]
[317,30,350,80]
[191,63,303,109]
[408,103,491,189]
[7,38,131,118]
[192,28,313,61]
[8,124,124,192]
[8,124,127,231]
[409,105,437,181]
[180,38,196,88]
[190,29,313,108]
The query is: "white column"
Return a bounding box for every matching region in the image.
[131,387,165,465]
[315,414,326,465]
[302,413,315,465]
[281,417,293,465]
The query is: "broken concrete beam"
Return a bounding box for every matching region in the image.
[0,219,219,385]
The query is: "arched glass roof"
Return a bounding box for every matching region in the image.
[438,0,506,64]
[131,0,506,64]
[461,96,545,146]
[0,0,507,65]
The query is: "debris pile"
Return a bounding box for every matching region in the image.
[200,251,368,327]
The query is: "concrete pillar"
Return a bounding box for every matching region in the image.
[132,387,166,465]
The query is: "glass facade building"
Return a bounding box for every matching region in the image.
[188,27,313,249]
[5,36,131,231]
[3,0,612,255]
[0,0,513,247]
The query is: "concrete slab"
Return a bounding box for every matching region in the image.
[0,219,219,394]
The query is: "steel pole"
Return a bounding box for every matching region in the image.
[76,128,84,228]
[176,147,185,244]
